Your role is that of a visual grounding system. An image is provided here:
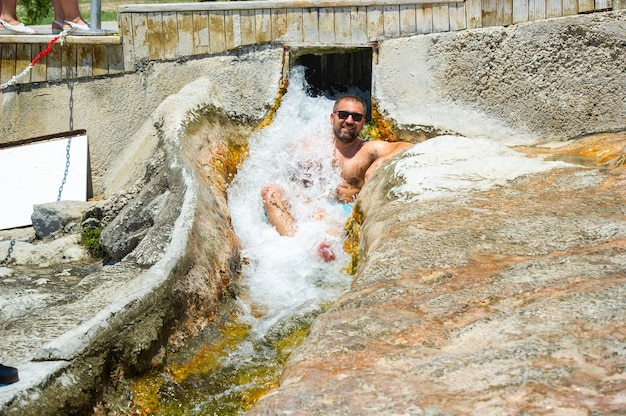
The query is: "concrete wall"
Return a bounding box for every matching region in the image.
[0,45,284,196]
[374,9,626,144]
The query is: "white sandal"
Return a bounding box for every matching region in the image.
[63,19,105,35]
[0,18,37,35]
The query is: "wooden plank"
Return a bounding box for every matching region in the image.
[466,0,482,28]
[432,4,450,32]
[76,44,93,78]
[271,8,288,40]
[240,10,256,45]
[546,0,562,17]
[209,10,226,53]
[562,0,578,14]
[1,44,17,85]
[498,0,513,25]
[225,10,238,49]
[177,12,194,57]
[30,44,47,82]
[92,44,108,76]
[351,6,368,43]
[319,7,335,42]
[449,3,467,30]
[302,8,319,43]
[119,1,465,14]
[482,0,498,26]
[162,11,178,60]
[595,0,611,9]
[399,4,417,35]
[61,44,76,80]
[578,0,595,11]
[416,4,434,34]
[108,45,124,74]
[383,5,400,37]
[131,13,149,66]
[192,11,209,54]
[366,5,384,41]
[46,43,62,82]
[529,0,546,20]
[146,12,164,61]
[15,43,31,84]
[513,0,529,23]
[335,7,352,43]
[118,12,134,72]
[614,0,626,9]
[285,8,303,42]
[255,9,272,43]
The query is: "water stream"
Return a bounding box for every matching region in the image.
[107,68,356,415]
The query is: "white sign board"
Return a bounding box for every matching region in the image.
[0,131,88,230]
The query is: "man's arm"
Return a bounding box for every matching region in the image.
[335,181,360,203]
[364,141,413,182]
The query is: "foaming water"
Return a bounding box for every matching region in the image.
[227,66,352,337]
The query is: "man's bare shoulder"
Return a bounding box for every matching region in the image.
[362,139,413,155]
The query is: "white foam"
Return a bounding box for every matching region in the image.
[227,67,352,336]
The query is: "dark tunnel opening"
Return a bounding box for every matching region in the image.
[293,48,373,120]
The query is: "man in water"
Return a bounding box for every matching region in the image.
[261,95,413,259]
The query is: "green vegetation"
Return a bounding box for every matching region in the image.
[81,225,104,258]
[17,0,195,25]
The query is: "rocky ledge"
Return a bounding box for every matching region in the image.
[248,134,626,415]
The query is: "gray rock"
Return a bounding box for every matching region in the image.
[31,201,94,239]
[99,159,174,262]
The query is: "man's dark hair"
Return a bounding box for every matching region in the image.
[333,95,367,114]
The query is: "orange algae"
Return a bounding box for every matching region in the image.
[211,139,249,190]
[343,207,363,275]
[361,98,400,143]
[257,77,289,131]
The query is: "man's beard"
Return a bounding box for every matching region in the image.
[333,124,358,143]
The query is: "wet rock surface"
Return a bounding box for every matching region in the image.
[248,134,626,415]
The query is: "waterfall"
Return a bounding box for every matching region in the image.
[227,66,353,338]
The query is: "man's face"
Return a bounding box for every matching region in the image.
[331,99,366,143]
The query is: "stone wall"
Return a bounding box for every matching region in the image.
[375,9,626,143]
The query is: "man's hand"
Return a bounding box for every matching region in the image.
[335,182,360,203]
[317,241,336,262]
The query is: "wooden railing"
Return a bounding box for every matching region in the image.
[118,0,623,69]
[0,0,624,87]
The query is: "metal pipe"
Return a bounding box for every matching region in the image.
[90,0,102,29]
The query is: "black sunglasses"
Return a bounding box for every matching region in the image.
[335,111,365,122]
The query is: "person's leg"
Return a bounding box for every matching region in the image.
[261,185,296,237]
[0,0,20,25]
[0,0,37,33]
[58,0,86,25]
[51,0,65,31]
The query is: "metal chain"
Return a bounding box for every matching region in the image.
[57,138,72,202]
[0,240,15,266]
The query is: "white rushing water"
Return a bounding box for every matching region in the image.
[227,67,353,338]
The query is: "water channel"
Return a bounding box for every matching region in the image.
[96,67,356,415]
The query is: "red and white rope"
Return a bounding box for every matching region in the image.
[0,31,67,91]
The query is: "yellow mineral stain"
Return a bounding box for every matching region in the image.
[129,321,251,414]
[361,98,400,142]
[343,207,363,275]
[257,77,289,131]
[520,132,626,169]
